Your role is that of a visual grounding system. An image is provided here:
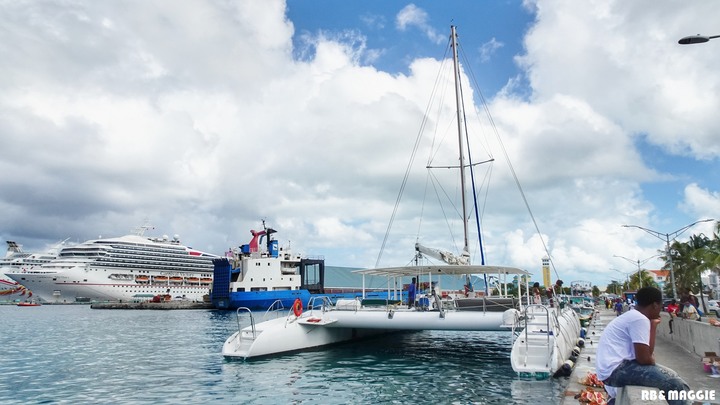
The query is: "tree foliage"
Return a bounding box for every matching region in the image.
[660,222,720,298]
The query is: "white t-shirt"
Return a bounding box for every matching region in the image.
[596,309,650,381]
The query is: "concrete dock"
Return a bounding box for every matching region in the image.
[562,307,720,405]
[90,301,213,310]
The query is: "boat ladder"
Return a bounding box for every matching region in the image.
[514,305,555,373]
[234,299,287,342]
[234,307,255,340]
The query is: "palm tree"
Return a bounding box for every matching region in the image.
[663,232,713,297]
[698,222,720,282]
[628,270,657,290]
[606,280,622,295]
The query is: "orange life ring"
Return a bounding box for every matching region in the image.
[292,298,303,317]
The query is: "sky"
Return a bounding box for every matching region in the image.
[1,0,719,288]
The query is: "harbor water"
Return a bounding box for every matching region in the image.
[0,305,568,404]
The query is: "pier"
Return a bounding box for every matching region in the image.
[563,307,720,404]
[90,301,213,310]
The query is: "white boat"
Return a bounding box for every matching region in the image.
[223,26,581,375]
[5,230,218,303]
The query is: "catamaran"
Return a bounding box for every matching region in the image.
[221,26,582,377]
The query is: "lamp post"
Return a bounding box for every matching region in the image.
[611,268,632,293]
[612,254,659,289]
[678,34,720,45]
[622,219,714,300]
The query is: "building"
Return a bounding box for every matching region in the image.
[648,270,668,290]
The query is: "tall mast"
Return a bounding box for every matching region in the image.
[450,25,470,259]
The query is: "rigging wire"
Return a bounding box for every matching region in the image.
[375,36,453,268]
[459,42,561,281]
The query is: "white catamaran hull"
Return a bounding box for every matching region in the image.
[223,315,389,359]
[223,302,521,359]
[320,308,516,331]
[510,305,582,375]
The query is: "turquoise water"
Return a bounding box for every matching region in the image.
[0,305,567,404]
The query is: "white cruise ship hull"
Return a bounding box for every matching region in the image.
[6,233,217,303]
[11,267,213,303]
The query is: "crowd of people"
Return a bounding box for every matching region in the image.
[603,291,704,323]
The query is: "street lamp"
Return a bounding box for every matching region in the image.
[613,254,660,289]
[678,34,720,45]
[611,268,632,293]
[622,219,714,300]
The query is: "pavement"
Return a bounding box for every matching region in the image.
[562,307,720,405]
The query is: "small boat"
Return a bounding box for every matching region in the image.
[169,276,184,284]
[17,301,41,307]
[153,276,169,283]
[186,277,200,284]
[135,275,149,283]
[200,278,212,285]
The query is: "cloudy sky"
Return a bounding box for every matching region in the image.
[1,0,718,288]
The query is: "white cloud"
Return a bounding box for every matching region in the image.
[680,184,720,220]
[395,4,444,44]
[479,38,504,63]
[1,0,718,290]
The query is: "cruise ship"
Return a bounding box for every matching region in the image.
[6,233,218,303]
[1,241,32,298]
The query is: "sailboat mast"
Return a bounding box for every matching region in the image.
[450,25,470,259]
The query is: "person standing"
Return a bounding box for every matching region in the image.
[614,299,623,316]
[532,282,542,304]
[407,277,416,309]
[596,287,690,405]
[547,279,563,307]
[666,299,679,334]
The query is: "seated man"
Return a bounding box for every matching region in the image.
[596,286,690,405]
[682,301,699,320]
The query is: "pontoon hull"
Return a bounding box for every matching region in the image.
[223,306,520,359]
[510,305,582,375]
[222,316,388,359]
[323,309,515,331]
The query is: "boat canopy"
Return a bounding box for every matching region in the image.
[353,265,529,278]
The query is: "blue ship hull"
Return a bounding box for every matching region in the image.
[211,256,404,310]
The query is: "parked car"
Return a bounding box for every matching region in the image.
[707,300,719,317]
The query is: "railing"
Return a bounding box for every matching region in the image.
[262,299,286,321]
[234,306,254,340]
[520,304,552,369]
[307,296,333,315]
[431,289,445,318]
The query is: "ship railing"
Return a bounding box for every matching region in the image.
[235,307,255,340]
[263,299,286,321]
[431,289,445,318]
[307,296,333,315]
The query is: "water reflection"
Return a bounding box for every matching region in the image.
[1,306,567,404]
